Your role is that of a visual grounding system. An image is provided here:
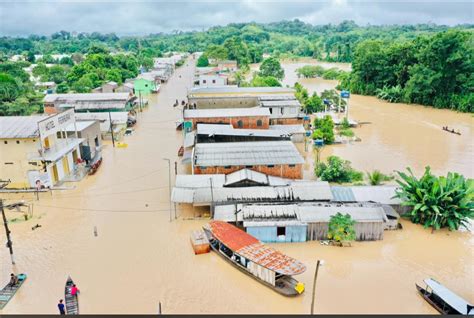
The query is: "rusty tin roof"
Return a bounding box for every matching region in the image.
[208,221,306,276]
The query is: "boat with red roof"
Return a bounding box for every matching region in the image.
[203,220,306,297]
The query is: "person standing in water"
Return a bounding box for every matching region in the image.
[71,284,79,296]
[58,299,65,315]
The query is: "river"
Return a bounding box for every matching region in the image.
[1,58,472,314]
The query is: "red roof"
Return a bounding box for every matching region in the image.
[208,221,306,275]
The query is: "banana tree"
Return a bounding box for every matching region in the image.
[394,167,474,231]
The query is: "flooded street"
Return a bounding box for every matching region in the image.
[1,58,473,314]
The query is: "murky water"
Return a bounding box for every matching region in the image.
[1,59,472,314]
[277,61,474,179]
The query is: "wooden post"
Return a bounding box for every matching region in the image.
[310,260,321,315]
[1,199,15,264]
[158,302,162,314]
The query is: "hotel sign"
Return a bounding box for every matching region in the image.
[38,108,75,139]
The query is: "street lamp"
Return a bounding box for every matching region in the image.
[310,259,325,315]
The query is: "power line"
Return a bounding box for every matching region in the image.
[33,203,178,214]
[51,184,170,200]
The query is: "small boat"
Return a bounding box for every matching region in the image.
[203,221,306,297]
[0,273,27,309]
[178,146,184,157]
[416,278,474,315]
[65,276,79,315]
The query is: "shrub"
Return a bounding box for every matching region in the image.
[366,170,393,185]
[394,167,474,231]
[328,213,356,245]
[315,155,363,183]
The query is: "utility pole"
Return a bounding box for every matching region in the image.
[310,260,323,315]
[108,111,115,148]
[209,177,214,219]
[163,158,172,222]
[158,302,162,314]
[1,199,15,264]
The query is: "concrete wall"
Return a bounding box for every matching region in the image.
[0,138,43,188]
[194,163,303,179]
[198,75,227,87]
[76,121,102,159]
[270,118,304,125]
[189,97,259,109]
[187,115,270,130]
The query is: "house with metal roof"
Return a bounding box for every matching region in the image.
[0,110,85,189]
[214,202,390,242]
[184,108,270,129]
[193,141,304,179]
[171,170,333,206]
[196,123,291,143]
[43,93,136,114]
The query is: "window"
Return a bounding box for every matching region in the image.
[256,119,263,127]
[289,164,296,168]
[267,165,275,168]
[280,108,284,115]
[237,120,243,128]
[212,79,216,84]
[269,108,273,114]
[224,165,231,169]
[4,141,7,144]
[277,227,286,236]
[245,165,253,169]
[203,79,207,84]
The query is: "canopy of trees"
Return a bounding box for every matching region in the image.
[315,155,363,183]
[340,30,473,112]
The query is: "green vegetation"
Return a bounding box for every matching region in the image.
[259,57,284,80]
[328,213,356,245]
[249,75,281,87]
[394,167,474,231]
[315,155,363,183]
[366,170,394,185]
[312,115,334,144]
[297,65,347,80]
[0,62,42,115]
[340,30,474,112]
[196,54,209,67]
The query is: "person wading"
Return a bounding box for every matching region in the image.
[58,299,65,315]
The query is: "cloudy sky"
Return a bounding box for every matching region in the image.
[0,0,472,36]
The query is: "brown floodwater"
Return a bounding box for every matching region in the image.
[1,59,472,314]
[277,61,474,179]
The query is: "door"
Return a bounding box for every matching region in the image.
[52,164,59,183]
[62,156,70,175]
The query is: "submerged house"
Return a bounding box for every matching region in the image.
[192,141,305,179]
[183,108,270,130]
[214,202,391,242]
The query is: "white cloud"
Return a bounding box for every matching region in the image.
[0,0,472,36]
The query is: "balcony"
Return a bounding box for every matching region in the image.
[28,138,84,162]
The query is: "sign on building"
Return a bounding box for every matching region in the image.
[38,108,75,140]
[340,90,350,99]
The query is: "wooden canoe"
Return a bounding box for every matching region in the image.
[65,276,79,315]
[0,273,27,309]
[416,280,474,315]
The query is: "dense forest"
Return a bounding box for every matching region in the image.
[0,19,473,115]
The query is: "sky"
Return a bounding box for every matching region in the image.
[0,0,473,36]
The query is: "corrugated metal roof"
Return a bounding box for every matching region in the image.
[64,121,96,132]
[174,181,332,205]
[259,95,297,101]
[297,203,385,223]
[175,174,226,188]
[424,278,473,315]
[260,100,301,108]
[0,116,45,138]
[197,124,288,138]
[351,186,401,204]
[44,93,130,103]
[194,141,304,166]
[189,86,294,96]
[331,186,357,202]
[224,169,272,186]
[184,107,269,119]
[208,221,306,275]
[269,125,306,135]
